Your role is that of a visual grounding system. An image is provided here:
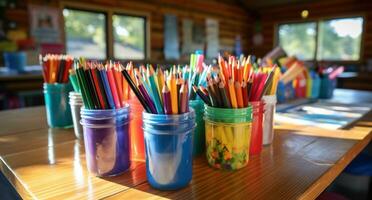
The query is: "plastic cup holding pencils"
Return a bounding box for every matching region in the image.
[311,74,321,99]
[319,74,336,99]
[249,101,264,155]
[43,83,73,128]
[69,92,84,139]
[128,97,145,161]
[262,95,276,145]
[80,106,131,177]
[204,105,252,170]
[189,99,205,156]
[142,109,195,190]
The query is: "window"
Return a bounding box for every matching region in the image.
[278,22,316,60]
[63,9,107,59]
[278,17,364,61]
[317,17,363,61]
[113,15,146,60]
[63,7,147,60]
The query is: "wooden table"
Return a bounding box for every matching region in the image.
[0,89,371,199]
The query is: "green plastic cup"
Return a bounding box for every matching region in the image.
[189,99,205,156]
[204,105,252,170]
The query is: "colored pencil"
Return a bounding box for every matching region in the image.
[162,83,172,114]
[40,54,73,84]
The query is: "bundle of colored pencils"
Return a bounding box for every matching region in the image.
[74,59,131,110]
[194,55,281,108]
[319,65,344,80]
[279,59,305,85]
[39,54,73,83]
[187,53,209,100]
[121,63,189,115]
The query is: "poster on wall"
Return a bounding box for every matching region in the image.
[235,35,242,56]
[182,19,204,55]
[164,14,180,60]
[205,18,219,59]
[29,5,62,43]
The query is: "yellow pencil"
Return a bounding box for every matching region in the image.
[270,67,281,95]
[243,56,251,82]
[157,68,165,104]
[228,78,237,108]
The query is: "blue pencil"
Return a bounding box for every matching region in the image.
[99,68,115,109]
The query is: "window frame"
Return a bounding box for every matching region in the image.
[275,15,365,64]
[60,1,150,61]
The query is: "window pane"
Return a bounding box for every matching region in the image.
[63,9,106,59]
[113,15,145,59]
[278,22,316,60]
[317,17,363,61]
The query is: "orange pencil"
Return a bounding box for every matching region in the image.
[235,81,244,108]
[167,73,178,114]
[49,55,55,83]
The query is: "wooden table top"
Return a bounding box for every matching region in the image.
[0,89,371,200]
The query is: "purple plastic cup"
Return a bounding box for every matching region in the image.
[80,105,130,177]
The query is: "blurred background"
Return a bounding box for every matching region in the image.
[0,0,371,110]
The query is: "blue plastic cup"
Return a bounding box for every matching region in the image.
[43,83,73,128]
[80,105,131,177]
[142,109,196,190]
[3,51,26,73]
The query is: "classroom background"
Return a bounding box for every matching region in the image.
[0,0,371,110]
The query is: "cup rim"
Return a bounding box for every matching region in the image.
[204,118,251,126]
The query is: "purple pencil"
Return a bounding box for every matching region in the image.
[136,77,157,114]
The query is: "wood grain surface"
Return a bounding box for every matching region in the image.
[0,89,371,200]
[0,106,47,135]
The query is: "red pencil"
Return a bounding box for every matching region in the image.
[90,64,106,109]
[106,64,121,108]
[162,83,172,114]
[242,81,249,107]
[179,82,188,113]
[62,56,72,83]
[113,64,124,105]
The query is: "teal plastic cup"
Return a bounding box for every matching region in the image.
[319,74,336,99]
[43,83,73,128]
[189,99,205,156]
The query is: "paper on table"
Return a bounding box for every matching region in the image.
[276,101,371,130]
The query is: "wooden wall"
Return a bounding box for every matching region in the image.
[5,0,253,62]
[253,0,372,63]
